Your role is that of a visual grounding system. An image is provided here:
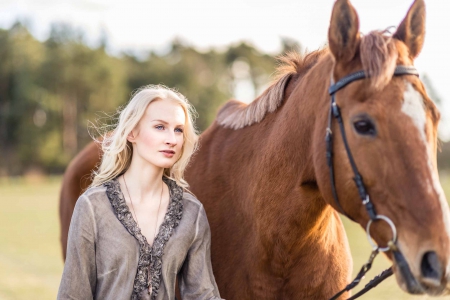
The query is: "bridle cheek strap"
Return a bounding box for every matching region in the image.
[325,65,419,221]
[326,65,419,300]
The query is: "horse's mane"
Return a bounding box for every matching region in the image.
[217,31,397,130]
[217,49,327,129]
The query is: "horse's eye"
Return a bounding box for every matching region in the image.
[353,119,376,136]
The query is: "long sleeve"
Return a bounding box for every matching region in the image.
[179,205,223,300]
[58,195,97,300]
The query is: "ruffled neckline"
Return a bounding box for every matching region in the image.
[104,176,184,300]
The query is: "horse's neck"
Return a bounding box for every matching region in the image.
[267,56,331,184]
[248,76,350,294]
[253,58,340,251]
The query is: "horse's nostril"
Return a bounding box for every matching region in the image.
[421,251,442,281]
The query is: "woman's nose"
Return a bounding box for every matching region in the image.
[165,132,177,145]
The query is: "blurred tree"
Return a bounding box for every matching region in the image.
[422,73,442,106]
[0,22,44,175]
[422,73,449,142]
[280,37,303,54]
[123,39,233,130]
[1,21,447,176]
[438,141,450,171]
[37,23,127,172]
[225,42,276,99]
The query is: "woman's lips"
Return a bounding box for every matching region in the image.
[160,150,175,158]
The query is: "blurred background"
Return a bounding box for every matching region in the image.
[0,0,449,299]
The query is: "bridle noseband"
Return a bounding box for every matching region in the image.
[326,66,419,300]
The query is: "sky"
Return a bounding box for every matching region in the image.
[1,0,449,139]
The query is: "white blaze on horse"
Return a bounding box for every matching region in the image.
[59,0,450,298]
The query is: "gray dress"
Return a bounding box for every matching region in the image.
[57,176,223,300]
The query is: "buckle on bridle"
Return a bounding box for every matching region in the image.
[362,195,370,205]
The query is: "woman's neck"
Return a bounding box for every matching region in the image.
[122,154,165,204]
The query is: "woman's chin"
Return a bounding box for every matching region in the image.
[156,160,176,170]
[143,157,177,170]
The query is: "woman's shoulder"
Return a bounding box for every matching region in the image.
[182,190,204,209]
[164,176,203,210]
[75,183,110,212]
[181,190,212,224]
[74,181,118,220]
[81,184,108,200]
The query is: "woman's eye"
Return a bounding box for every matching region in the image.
[155,125,164,130]
[175,128,184,133]
[353,119,376,136]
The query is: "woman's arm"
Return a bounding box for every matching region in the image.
[179,205,223,300]
[57,194,97,299]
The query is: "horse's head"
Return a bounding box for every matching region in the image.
[321,0,450,295]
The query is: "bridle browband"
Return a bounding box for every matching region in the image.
[326,65,419,300]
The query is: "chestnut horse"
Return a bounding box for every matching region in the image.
[60,0,450,298]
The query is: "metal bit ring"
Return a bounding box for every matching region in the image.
[366,215,397,252]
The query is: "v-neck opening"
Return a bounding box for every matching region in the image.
[104,175,184,300]
[147,177,171,248]
[119,176,172,249]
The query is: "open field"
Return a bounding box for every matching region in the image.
[0,174,450,299]
[0,176,63,299]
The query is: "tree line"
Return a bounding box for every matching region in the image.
[0,22,298,176]
[0,22,447,176]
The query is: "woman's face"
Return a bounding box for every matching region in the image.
[128,99,186,169]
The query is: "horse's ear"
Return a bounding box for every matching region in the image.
[393,0,426,60]
[328,0,360,63]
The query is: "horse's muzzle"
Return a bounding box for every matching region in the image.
[393,250,423,294]
[394,249,448,295]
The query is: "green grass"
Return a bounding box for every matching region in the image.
[0,174,449,299]
[0,177,64,300]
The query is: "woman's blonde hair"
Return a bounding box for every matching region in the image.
[90,85,199,188]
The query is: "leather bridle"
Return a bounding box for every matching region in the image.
[326,65,419,300]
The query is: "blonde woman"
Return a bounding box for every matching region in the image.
[58,85,222,300]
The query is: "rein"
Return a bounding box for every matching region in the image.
[325,66,419,300]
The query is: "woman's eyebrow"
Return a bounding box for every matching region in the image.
[151,119,169,124]
[151,119,184,127]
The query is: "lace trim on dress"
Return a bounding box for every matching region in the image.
[104,176,184,300]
